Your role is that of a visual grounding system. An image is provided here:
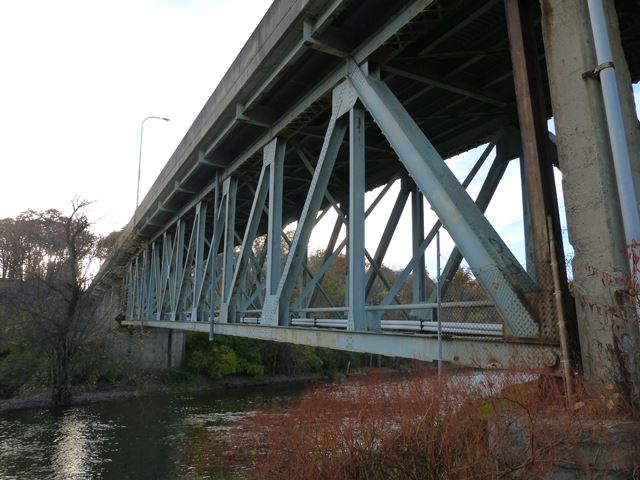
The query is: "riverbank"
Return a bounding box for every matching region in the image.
[0,371,323,414]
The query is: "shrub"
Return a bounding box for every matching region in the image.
[208,344,240,378]
[0,342,45,397]
[181,370,639,479]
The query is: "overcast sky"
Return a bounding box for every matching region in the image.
[0,0,272,231]
[1,0,639,275]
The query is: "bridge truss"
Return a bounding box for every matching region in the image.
[96,0,640,372]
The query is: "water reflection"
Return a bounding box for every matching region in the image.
[52,410,112,480]
[0,384,304,480]
[0,410,56,479]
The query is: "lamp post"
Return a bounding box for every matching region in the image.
[136,116,170,209]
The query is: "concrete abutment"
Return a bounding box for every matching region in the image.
[108,327,186,371]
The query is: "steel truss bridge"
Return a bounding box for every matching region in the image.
[96,0,640,373]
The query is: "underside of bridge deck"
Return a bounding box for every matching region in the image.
[95,0,640,383]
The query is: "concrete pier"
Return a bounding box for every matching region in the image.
[541,0,640,399]
[107,326,186,370]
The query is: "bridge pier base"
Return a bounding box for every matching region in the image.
[166,330,186,369]
[109,327,186,371]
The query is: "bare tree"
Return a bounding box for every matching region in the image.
[0,199,109,406]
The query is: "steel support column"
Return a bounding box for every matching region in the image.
[267,83,355,326]
[348,103,369,331]
[223,164,269,323]
[176,204,206,321]
[169,220,185,319]
[520,157,536,279]
[263,137,286,326]
[157,233,172,320]
[505,0,571,338]
[411,183,427,319]
[191,202,207,320]
[220,177,237,322]
[207,176,221,326]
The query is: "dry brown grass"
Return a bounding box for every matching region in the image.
[181,369,639,480]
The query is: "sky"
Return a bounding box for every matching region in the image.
[0,0,272,231]
[1,0,639,276]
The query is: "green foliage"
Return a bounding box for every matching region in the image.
[185,332,372,380]
[186,334,264,379]
[0,341,46,397]
[0,313,47,397]
[295,346,323,373]
[208,345,240,378]
[314,346,363,372]
[68,342,127,387]
[160,369,206,388]
[221,337,265,377]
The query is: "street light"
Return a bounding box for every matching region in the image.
[136,115,170,209]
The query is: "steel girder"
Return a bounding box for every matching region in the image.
[121,319,560,372]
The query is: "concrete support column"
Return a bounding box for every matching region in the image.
[167,330,186,368]
[540,0,640,401]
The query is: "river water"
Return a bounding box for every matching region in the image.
[0,384,305,480]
